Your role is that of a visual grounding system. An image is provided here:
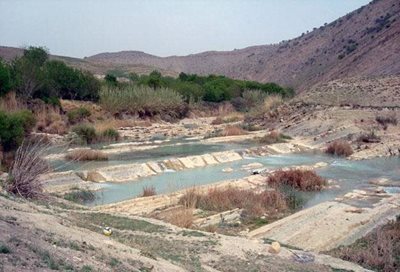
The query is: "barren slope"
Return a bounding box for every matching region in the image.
[88,0,400,91]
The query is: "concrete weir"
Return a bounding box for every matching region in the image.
[43,150,245,185]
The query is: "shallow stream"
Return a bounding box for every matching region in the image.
[86,151,400,207]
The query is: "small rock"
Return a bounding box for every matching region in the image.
[269,242,281,254]
[222,168,234,173]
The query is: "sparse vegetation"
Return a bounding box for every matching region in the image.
[257,131,292,144]
[158,207,194,228]
[328,215,400,272]
[266,169,326,191]
[179,187,287,220]
[325,140,354,157]
[64,188,95,204]
[65,149,108,161]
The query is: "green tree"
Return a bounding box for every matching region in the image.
[12,46,48,99]
[147,70,162,89]
[0,59,12,96]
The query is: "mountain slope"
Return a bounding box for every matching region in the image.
[87,0,400,92]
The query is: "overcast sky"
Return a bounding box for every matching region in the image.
[0,0,370,58]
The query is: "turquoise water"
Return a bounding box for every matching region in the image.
[50,140,252,172]
[88,153,400,207]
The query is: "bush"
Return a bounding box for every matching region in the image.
[5,140,50,199]
[258,131,292,144]
[0,110,36,151]
[100,85,187,119]
[266,169,326,191]
[99,128,120,142]
[325,140,353,157]
[67,107,91,124]
[140,186,156,197]
[65,149,108,161]
[72,124,97,144]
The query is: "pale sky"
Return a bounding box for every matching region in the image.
[0,0,370,58]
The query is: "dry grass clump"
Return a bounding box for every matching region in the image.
[65,149,108,161]
[158,207,194,228]
[258,131,292,144]
[325,140,354,157]
[179,187,287,219]
[328,216,400,272]
[266,169,326,191]
[5,140,50,199]
[35,106,68,135]
[219,125,247,137]
[140,186,156,197]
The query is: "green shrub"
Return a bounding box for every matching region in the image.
[100,128,120,142]
[100,85,187,119]
[67,107,91,124]
[72,124,97,144]
[0,110,36,151]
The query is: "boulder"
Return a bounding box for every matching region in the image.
[86,171,107,183]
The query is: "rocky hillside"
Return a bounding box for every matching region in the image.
[87,0,400,92]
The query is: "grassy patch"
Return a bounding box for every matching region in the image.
[75,212,165,233]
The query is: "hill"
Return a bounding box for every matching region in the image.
[87,0,400,92]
